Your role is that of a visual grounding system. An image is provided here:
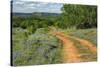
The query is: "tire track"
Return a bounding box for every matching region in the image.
[51,31,97,63]
[54,32,97,54]
[67,36,97,54]
[52,32,82,63]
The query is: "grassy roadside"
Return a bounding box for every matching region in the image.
[12,27,97,65]
[61,28,97,46]
[12,28,63,65]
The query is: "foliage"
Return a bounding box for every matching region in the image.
[12,28,63,65]
[12,16,60,33]
[61,4,97,28]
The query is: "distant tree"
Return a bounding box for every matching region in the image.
[32,12,42,16]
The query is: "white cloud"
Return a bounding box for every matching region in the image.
[27,3,35,7]
[13,1,63,13]
[15,1,25,5]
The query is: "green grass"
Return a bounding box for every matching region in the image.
[62,28,97,46]
[12,27,97,65]
[12,28,63,66]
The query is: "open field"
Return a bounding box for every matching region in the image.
[12,27,97,65]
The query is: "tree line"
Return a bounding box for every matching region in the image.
[12,4,97,33]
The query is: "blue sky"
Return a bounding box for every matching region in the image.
[12,0,63,13]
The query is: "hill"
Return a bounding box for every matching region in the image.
[12,12,61,17]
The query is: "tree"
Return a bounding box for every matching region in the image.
[61,4,97,29]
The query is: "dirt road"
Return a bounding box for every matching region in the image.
[51,32,97,63]
[52,32,82,63]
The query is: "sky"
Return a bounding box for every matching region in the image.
[12,0,63,13]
